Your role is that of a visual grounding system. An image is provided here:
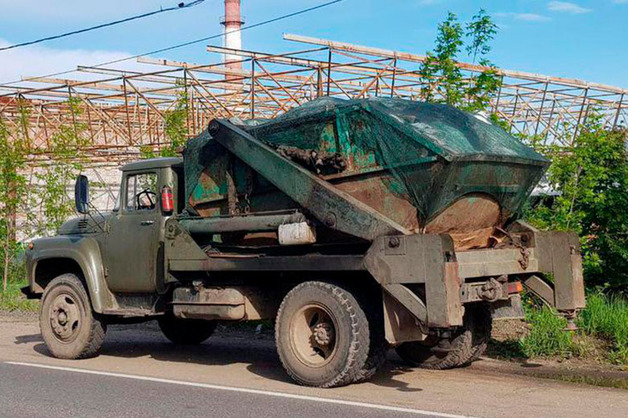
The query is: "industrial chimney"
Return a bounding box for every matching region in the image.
[221,0,244,74]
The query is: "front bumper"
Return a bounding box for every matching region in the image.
[20,285,40,300]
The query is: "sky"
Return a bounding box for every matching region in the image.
[0,0,627,88]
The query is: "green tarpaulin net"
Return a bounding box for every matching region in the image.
[183,97,548,235]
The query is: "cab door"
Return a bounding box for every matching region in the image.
[105,170,161,293]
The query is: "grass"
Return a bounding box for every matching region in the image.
[496,292,628,365]
[0,280,39,312]
[520,306,576,358]
[578,293,628,364]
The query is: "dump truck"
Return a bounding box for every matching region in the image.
[23,98,585,388]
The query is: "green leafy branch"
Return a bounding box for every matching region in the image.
[419,9,502,112]
[141,82,189,159]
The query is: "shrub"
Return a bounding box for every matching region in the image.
[526,122,628,292]
[514,293,628,365]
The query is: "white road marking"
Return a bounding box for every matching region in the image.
[6,361,473,418]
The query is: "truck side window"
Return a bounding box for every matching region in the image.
[126,173,158,211]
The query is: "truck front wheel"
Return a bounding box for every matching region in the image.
[275,281,371,388]
[39,273,107,359]
[158,316,217,345]
[395,303,491,370]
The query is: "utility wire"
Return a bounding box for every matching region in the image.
[0,0,344,88]
[0,1,206,52]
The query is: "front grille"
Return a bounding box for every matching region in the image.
[77,219,89,230]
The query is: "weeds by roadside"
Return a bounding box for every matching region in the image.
[520,307,575,358]
[490,292,628,366]
[579,293,628,364]
[0,280,38,312]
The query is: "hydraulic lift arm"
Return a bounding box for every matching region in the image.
[208,119,410,241]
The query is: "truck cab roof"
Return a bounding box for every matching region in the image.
[121,157,183,172]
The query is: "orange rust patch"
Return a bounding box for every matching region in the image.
[334,174,420,232]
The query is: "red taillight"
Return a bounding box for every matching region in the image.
[507,281,523,294]
[161,186,174,214]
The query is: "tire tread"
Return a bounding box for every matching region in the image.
[40,273,106,360]
[395,303,492,370]
[275,281,370,388]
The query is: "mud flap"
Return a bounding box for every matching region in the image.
[490,294,525,320]
[381,292,428,344]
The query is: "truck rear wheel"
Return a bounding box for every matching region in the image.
[275,281,371,388]
[467,304,493,362]
[354,291,387,383]
[39,274,106,359]
[395,304,491,370]
[158,316,217,345]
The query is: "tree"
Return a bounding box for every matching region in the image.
[162,87,189,156]
[141,83,189,159]
[526,117,628,292]
[464,9,501,112]
[419,10,501,112]
[0,101,29,291]
[465,9,498,65]
[34,97,89,234]
[420,12,464,106]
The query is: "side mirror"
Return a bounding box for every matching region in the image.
[75,175,90,214]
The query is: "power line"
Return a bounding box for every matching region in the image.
[0,1,206,52]
[0,0,344,88]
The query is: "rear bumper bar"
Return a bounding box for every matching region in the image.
[363,223,586,330]
[457,227,586,312]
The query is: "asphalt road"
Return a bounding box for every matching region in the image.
[1,318,627,418]
[0,363,432,418]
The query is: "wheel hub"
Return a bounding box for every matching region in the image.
[57,311,68,325]
[49,294,81,342]
[290,304,339,366]
[312,322,334,346]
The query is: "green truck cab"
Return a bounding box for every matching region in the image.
[23,98,586,388]
[25,158,182,309]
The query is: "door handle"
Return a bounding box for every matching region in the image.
[140,220,155,226]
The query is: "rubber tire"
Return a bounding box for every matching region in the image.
[354,292,387,382]
[466,304,493,363]
[158,316,217,345]
[275,281,371,388]
[39,273,106,360]
[355,333,387,382]
[395,303,492,370]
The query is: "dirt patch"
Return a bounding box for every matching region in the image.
[492,318,530,341]
[471,357,628,390]
[0,310,38,322]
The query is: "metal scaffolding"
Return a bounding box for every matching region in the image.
[1,33,626,167]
